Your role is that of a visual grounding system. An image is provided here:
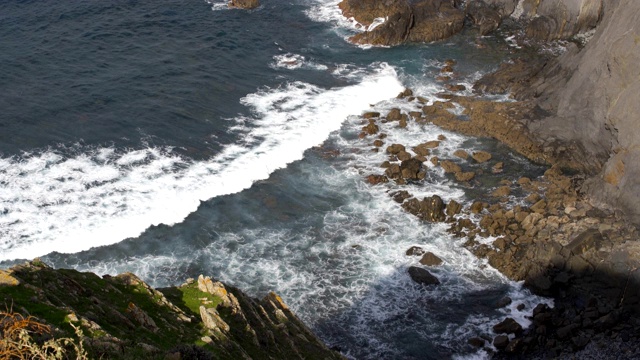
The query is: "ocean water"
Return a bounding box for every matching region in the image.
[0,1,551,358]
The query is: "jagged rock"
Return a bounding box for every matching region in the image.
[446,200,462,217]
[422,195,446,222]
[366,174,388,185]
[391,190,412,203]
[341,0,465,46]
[385,164,401,179]
[386,108,403,121]
[229,0,259,9]
[419,252,443,266]
[493,335,510,349]
[397,88,413,98]
[363,120,379,135]
[493,317,523,335]
[407,266,440,286]
[466,0,502,35]
[397,150,412,161]
[412,143,431,157]
[400,158,423,179]
[200,306,231,333]
[386,143,406,154]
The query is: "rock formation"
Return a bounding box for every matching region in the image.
[0,260,344,359]
[338,0,465,46]
[229,0,260,10]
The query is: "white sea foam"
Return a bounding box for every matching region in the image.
[204,0,228,12]
[58,84,552,358]
[270,53,329,71]
[0,63,403,261]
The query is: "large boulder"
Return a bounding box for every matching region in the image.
[408,266,440,286]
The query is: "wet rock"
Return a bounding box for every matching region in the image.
[229,0,259,9]
[407,266,440,286]
[405,246,425,256]
[397,88,413,98]
[492,186,511,197]
[445,84,466,92]
[472,151,492,163]
[386,143,406,155]
[493,335,509,349]
[493,317,523,335]
[468,337,485,348]
[385,164,401,179]
[386,108,403,121]
[440,160,462,174]
[373,139,384,147]
[397,150,412,161]
[453,149,469,159]
[362,120,379,135]
[419,252,443,266]
[422,195,446,222]
[446,200,462,217]
[497,297,512,308]
[470,201,486,214]
[362,111,380,119]
[412,143,431,157]
[400,158,423,179]
[455,171,475,182]
[391,190,411,203]
[366,174,388,185]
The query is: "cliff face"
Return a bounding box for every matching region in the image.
[523,0,640,224]
[0,261,344,359]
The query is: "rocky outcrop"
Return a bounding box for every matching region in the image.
[465,0,604,40]
[0,261,344,360]
[339,0,465,46]
[229,0,260,9]
[473,0,640,226]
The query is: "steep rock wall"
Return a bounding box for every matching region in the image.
[526,0,640,223]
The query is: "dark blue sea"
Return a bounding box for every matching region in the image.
[0,1,551,358]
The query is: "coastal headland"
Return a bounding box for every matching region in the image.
[2,0,639,358]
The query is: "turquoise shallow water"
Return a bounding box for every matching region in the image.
[0,1,549,358]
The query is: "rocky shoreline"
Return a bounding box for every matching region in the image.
[340,0,640,357]
[358,72,640,358]
[0,261,345,359]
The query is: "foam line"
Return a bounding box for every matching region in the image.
[0,64,403,261]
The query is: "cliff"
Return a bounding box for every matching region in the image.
[0,260,344,359]
[521,0,640,225]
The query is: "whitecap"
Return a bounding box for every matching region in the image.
[0,63,403,261]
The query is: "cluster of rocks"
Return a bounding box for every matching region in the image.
[338,0,605,46]
[356,79,640,357]
[0,261,345,359]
